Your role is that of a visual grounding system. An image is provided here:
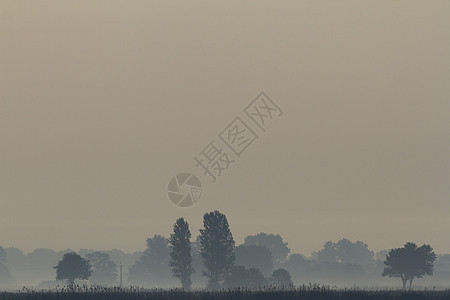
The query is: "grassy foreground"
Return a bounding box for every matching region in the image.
[1,286,449,300]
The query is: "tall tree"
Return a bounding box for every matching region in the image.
[244,233,290,266]
[85,252,118,285]
[54,252,92,286]
[169,218,194,290]
[382,242,436,290]
[199,210,235,290]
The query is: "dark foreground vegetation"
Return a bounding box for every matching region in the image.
[1,286,450,300]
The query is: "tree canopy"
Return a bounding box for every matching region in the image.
[199,210,235,290]
[382,242,436,289]
[235,244,273,275]
[85,252,117,285]
[223,266,267,290]
[314,238,375,268]
[169,217,194,290]
[54,252,92,285]
[244,233,290,266]
[127,235,172,286]
[270,268,293,288]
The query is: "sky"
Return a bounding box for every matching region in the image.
[0,1,449,256]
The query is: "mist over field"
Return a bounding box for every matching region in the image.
[1,0,449,299]
[1,233,450,290]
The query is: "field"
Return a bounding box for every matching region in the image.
[1,286,450,300]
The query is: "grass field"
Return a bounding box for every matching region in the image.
[1,286,450,300]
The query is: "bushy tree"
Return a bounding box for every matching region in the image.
[244,233,290,266]
[223,265,247,289]
[85,252,117,285]
[314,241,337,262]
[382,242,436,290]
[270,268,292,288]
[246,267,268,289]
[374,249,389,273]
[235,244,273,275]
[54,252,92,285]
[199,210,235,289]
[375,250,388,262]
[314,238,375,269]
[169,218,194,290]
[127,235,172,286]
[223,266,267,289]
[283,254,311,279]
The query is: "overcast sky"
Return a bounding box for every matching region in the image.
[1,1,449,256]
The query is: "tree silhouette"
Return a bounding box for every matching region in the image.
[85,252,117,285]
[169,217,194,290]
[222,265,247,289]
[223,266,267,289]
[190,236,207,287]
[382,242,436,289]
[314,241,337,262]
[127,235,171,286]
[283,254,311,279]
[244,233,290,266]
[314,238,375,269]
[270,268,292,288]
[235,244,273,275]
[0,246,5,265]
[199,210,235,290]
[0,246,16,286]
[246,267,268,289]
[54,252,92,286]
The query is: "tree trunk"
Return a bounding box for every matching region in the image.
[401,275,407,290]
[67,278,75,290]
[207,275,220,290]
[181,277,192,291]
[409,279,413,290]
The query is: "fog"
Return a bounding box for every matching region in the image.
[1,232,450,289]
[1,0,449,292]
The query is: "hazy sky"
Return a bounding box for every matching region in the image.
[1,1,449,256]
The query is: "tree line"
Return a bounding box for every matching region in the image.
[44,210,437,290]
